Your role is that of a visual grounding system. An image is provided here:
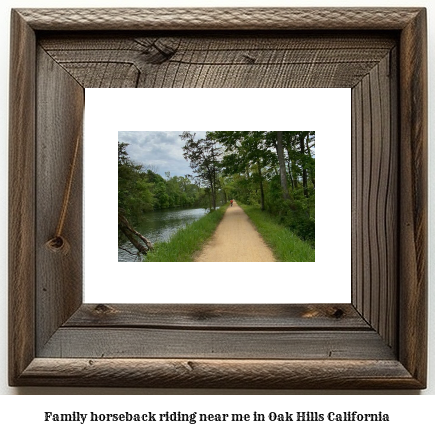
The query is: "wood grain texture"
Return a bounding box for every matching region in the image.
[65,304,369,330]
[39,328,395,360]
[398,9,428,386]
[383,46,399,350]
[8,10,36,386]
[351,50,398,351]
[39,33,396,88]
[35,48,84,354]
[8,7,427,389]
[16,8,422,31]
[17,358,420,389]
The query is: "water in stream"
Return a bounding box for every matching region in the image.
[118,207,208,262]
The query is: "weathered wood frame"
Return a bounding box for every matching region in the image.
[9,8,427,389]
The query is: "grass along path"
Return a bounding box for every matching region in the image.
[145,204,228,262]
[240,204,315,262]
[194,201,276,262]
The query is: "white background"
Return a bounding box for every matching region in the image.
[0,0,434,423]
[84,88,351,304]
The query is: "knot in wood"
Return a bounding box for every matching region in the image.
[332,308,345,319]
[140,38,177,64]
[242,53,256,64]
[94,304,116,315]
[45,236,70,255]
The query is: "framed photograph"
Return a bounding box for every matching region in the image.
[9,8,427,388]
[85,88,348,304]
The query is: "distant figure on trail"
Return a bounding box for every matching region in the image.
[230,199,233,207]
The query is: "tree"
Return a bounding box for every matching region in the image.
[275,131,290,200]
[299,132,309,198]
[118,141,153,255]
[118,213,153,255]
[118,142,154,218]
[208,130,315,243]
[210,131,276,211]
[306,132,315,188]
[180,132,221,210]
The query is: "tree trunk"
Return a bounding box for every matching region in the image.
[257,161,265,211]
[306,138,315,188]
[208,190,212,210]
[287,136,298,189]
[212,169,217,210]
[118,213,153,255]
[210,175,217,210]
[287,159,294,190]
[300,133,309,198]
[210,146,218,210]
[276,131,290,200]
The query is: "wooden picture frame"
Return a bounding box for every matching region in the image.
[9,8,427,389]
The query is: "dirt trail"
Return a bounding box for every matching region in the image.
[195,201,276,262]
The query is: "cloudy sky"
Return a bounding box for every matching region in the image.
[118,131,206,178]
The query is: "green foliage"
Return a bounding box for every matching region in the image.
[210,131,315,245]
[118,142,154,220]
[180,132,221,210]
[119,130,315,256]
[284,209,315,247]
[240,204,315,262]
[145,205,228,262]
[263,176,315,245]
[118,142,207,220]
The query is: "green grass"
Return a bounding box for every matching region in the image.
[145,204,228,262]
[240,204,315,262]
